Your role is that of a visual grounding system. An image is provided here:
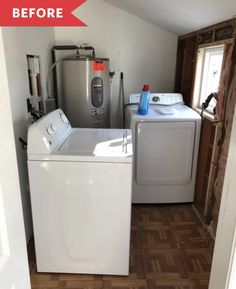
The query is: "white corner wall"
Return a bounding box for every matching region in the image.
[2,27,55,242]
[0,27,31,289]
[55,0,177,127]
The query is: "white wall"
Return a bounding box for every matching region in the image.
[55,0,177,127]
[0,27,31,289]
[1,1,177,241]
[2,27,55,242]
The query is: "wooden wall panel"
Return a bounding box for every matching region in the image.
[174,39,185,93]
[174,37,197,106]
[175,18,236,238]
[194,117,218,224]
[208,41,236,236]
[179,19,236,41]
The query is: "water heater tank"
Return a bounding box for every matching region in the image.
[61,57,110,128]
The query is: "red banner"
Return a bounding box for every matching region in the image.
[0,0,87,26]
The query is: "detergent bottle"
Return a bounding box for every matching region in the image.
[138,85,150,115]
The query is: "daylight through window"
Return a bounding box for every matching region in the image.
[193,45,224,114]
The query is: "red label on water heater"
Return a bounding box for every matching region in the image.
[93,61,106,72]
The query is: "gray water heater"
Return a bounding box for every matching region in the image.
[61,57,110,128]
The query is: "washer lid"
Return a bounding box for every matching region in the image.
[60,128,132,155]
[28,128,133,162]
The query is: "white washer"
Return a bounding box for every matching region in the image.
[27,109,132,275]
[125,93,201,203]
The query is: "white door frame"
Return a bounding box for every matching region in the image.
[0,27,31,289]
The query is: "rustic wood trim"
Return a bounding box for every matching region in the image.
[198,38,234,48]
[177,19,236,238]
[177,20,236,108]
[203,123,221,220]
[174,39,185,92]
[179,18,236,40]
[194,117,215,205]
[208,35,236,235]
[193,114,223,226]
[174,36,198,106]
[193,108,221,123]
[192,205,215,240]
[189,42,199,107]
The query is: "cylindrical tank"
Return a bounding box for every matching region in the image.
[61,57,110,128]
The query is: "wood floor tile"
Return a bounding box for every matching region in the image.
[28,204,214,289]
[65,280,104,289]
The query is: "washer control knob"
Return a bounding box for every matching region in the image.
[46,126,54,135]
[60,113,68,124]
[152,96,160,103]
[51,125,57,133]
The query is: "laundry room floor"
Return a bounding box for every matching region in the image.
[28,205,214,289]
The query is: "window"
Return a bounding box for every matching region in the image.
[193,45,224,114]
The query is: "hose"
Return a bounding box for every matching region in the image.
[46,55,77,100]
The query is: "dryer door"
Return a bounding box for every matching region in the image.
[136,121,195,185]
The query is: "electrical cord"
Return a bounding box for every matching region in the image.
[30,109,44,120]
[47,45,96,100]
[19,138,27,150]
[200,92,218,117]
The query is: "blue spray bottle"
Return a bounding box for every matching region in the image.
[138,85,150,115]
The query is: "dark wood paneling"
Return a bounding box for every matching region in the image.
[175,18,236,108]
[194,117,217,222]
[209,37,236,235]
[198,31,213,45]
[174,39,185,93]
[215,26,235,41]
[179,18,236,40]
[175,19,236,238]
[174,37,197,106]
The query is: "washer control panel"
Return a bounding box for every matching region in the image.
[60,113,69,124]
[28,109,72,155]
[46,125,54,136]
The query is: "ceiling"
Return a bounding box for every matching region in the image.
[102,0,236,35]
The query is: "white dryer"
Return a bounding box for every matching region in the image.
[27,109,132,275]
[125,93,201,203]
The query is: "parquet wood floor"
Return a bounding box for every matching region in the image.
[28,204,214,289]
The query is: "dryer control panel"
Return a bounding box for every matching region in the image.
[28,109,72,155]
[129,93,184,106]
